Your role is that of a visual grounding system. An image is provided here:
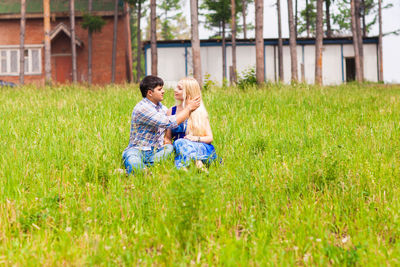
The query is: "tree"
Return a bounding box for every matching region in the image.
[287,0,298,82]
[242,0,247,38]
[298,0,316,37]
[150,0,157,75]
[88,0,93,85]
[230,0,237,84]
[123,2,133,83]
[43,0,51,84]
[255,0,264,84]
[355,0,364,80]
[378,0,383,82]
[111,0,119,83]
[201,0,231,81]
[136,0,143,82]
[314,0,323,85]
[325,0,333,37]
[81,5,106,85]
[190,0,202,85]
[70,0,77,83]
[159,0,182,40]
[19,0,26,85]
[351,0,362,82]
[277,0,284,81]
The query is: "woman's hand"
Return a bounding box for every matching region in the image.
[184,134,199,142]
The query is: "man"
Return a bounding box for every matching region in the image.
[122,75,200,174]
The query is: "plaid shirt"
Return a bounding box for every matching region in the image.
[125,98,177,151]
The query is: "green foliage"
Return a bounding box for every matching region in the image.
[323,244,363,265]
[200,0,243,37]
[237,67,257,89]
[202,73,217,91]
[0,84,400,264]
[298,0,394,37]
[81,14,106,33]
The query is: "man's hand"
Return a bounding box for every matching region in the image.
[186,96,201,112]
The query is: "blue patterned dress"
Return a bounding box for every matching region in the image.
[171,106,218,169]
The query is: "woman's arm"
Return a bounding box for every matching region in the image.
[184,118,213,144]
[164,108,173,145]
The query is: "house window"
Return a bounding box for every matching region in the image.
[0,48,41,76]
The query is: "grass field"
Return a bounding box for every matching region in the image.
[0,83,400,265]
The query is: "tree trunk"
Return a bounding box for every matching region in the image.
[351,0,362,82]
[88,0,93,85]
[255,0,264,84]
[306,0,310,37]
[111,0,118,83]
[125,2,133,83]
[242,0,247,39]
[277,0,283,82]
[19,0,26,85]
[70,0,77,83]
[287,0,298,82]
[378,0,383,82]
[361,0,366,37]
[137,0,142,82]
[190,0,202,85]
[43,0,51,85]
[222,20,226,81]
[150,0,157,75]
[355,0,364,80]
[294,0,298,37]
[325,0,332,38]
[231,0,237,84]
[314,0,323,85]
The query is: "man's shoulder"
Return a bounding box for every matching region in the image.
[133,98,149,111]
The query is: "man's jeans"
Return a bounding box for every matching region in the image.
[122,144,173,175]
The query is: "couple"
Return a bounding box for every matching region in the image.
[122,75,218,175]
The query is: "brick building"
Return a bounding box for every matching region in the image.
[0,0,132,85]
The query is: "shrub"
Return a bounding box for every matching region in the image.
[237,67,257,89]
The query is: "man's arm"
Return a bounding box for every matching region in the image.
[137,96,201,129]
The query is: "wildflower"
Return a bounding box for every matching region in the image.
[316,238,322,242]
[342,236,350,244]
[304,253,311,263]
[65,227,72,232]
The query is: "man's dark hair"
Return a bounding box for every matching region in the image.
[139,75,164,97]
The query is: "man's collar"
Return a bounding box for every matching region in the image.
[143,97,161,108]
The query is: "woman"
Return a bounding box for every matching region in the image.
[164,77,218,169]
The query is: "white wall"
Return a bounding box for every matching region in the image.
[146,42,378,86]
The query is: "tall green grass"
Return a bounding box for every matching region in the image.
[0,83,399,265]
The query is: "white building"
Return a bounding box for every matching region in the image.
[144,37,380,86]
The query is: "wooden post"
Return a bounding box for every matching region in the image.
[150,0,157,75]
[378,0,383,82]
[288,0,298,82]
[314,0,323,85]
[190,0,202,85]
[255,0,264,84]
[136,0,142,82]
[231,0,237,84]
[111,0,119,83]
[70,0,77,83]
[43,0,51,85]
[20,0,26,85]
[88,0,92,85]
[125,2,133,83]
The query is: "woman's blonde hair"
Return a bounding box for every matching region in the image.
[179,77,209,137]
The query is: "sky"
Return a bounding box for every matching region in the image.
[180,0,400,84]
